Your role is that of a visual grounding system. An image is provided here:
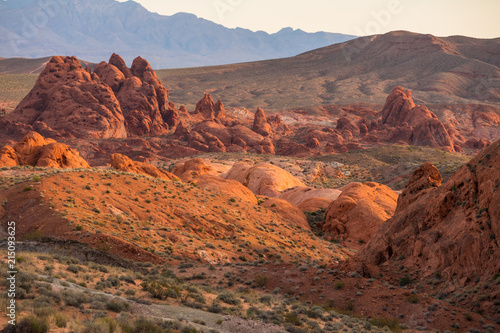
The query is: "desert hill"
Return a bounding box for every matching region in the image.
[159,31,500,110]
[0,0,354,68]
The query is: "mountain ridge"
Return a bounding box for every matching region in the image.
[0,0,355,68]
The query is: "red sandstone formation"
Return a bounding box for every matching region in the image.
[252,108,273,137]
[380,86,455,151]
[192,93,225,119]
[110,153,178,181]
[0,132,89,168]
[356,141,500,284]
[224,162,305,197]
[2,54,173,139]
[323,182,398,247]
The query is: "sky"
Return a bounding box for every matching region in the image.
[117,0,500,38]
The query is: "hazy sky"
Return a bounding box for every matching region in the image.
[117,0,499,38]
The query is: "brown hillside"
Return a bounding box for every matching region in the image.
[159,31,500,111]
[0,168,349,265]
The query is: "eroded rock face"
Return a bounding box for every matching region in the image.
[259,197,311,230]
[253,108,273,137]
[193,94,225,119]
[381,86,416,127]
[187,120,275,154]
[196,175,257,205]
[0,132,89,168]
[172,158,214,183]
[224,162,305,197]
[110,153,178,181]
[380,86,455,151]
[356,141,500,283]
[323,182,398,247]
[280,186,342,210]
[3,54,172,139]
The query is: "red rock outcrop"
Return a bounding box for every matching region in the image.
[380,86,455,151]
[3,54,172,139]
[172,158,214,182]
[259,197,311,230]
[187,120,275,155]
[356,141,500,284]
[279,187,342,210]
[196,175,257,205]
[192,94,225,119]
[336,117,360,136]
[381,86,416,126]
[110,153,178,181]
[224,162,305,197]
[0,132,90,168]
[252,108,273,137]
[322,182,398,248]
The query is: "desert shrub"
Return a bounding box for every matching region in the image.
[370,316,402,332]
[216,291,240,305]
[105,299,130,312]
[119,275,136,285]
[141,280,181,300]
[399,276,412,287]
[284,312,301,326]
[333,280,345,290]
[67,264,81,274]
[53,313,67,328]
[254,274,269,287]
[106,275,121,288]
[62,290,87,307]
[259,294,273,305]
[131,317,163,333]
[16,315,49,333]
[406,294,420,304]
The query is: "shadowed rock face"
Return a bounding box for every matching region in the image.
[355,140,500,284]
[2,54,172,139]
[0,132,89,168]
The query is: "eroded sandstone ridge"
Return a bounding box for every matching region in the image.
[356,140,500,284]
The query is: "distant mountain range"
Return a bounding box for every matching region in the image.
[0,0,355,68]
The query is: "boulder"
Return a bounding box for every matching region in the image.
[0,132,90,168]
[172,158,214,182]
[224,162,305,197]
[323,182,398,247]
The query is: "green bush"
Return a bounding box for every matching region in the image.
[53,313,67,328]
[284,312,301,326]
[370,316,402,332]
[18,315,49,333]
[406,294,420,304]
[333,280,345,290]
[254,274,269,287]
[105,299,130,313]
[216,291,241,305]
